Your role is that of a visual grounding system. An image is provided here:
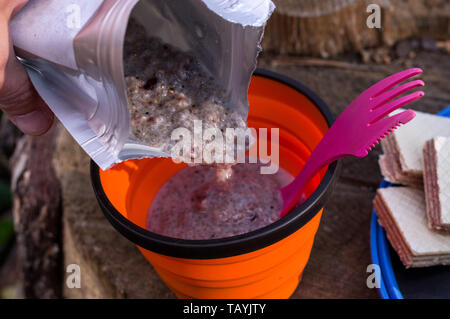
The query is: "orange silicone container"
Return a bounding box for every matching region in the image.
[91,69,340,299]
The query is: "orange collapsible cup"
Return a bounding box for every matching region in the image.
[91,69,340,299]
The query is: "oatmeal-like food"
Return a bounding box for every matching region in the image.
[124,20,247,161]
[146,163,293,240]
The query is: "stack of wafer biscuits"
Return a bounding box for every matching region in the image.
[374,187,450,268]
[374,109,450,268]
[379,110,450,188]
[423,136,450,231]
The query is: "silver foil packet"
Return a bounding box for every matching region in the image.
[10,0,274,169]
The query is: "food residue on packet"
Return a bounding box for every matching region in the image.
[124,19,248,164]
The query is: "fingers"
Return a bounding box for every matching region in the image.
[0,0,29,19]
[367,68,423,98]
[369,91,424,124]
[10,0,29,18]
[370,79,424,110]
[0,0,54,135]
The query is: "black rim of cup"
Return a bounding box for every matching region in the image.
[90,68,341,259]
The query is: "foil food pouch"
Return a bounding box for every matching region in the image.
[10,0,275,169]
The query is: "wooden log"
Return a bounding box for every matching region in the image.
[262,0,450,58]
[10,126,62,299]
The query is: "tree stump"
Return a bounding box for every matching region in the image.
[263,0,450,57]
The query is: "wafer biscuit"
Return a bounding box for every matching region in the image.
[379,110,450,187]
[374,187,450,268]
[423,137,450,231]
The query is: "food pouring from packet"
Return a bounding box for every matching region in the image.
[10,0,275,170]
[9,0,289,239]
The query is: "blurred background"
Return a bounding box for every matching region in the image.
[1,0,449,299]
[0,110,21,299]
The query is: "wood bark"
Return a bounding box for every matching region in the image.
[10,126,62,299]
[263,0,450,58]
[0,116,23,158]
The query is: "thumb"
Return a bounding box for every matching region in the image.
[0,4,54,135]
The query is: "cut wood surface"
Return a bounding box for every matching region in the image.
[263,0,450,57]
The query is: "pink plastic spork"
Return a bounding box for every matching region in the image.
[280,68,425,218]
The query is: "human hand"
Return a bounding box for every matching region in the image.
[0,0,54,135]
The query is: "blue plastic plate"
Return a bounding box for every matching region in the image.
[371,106,450,299]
